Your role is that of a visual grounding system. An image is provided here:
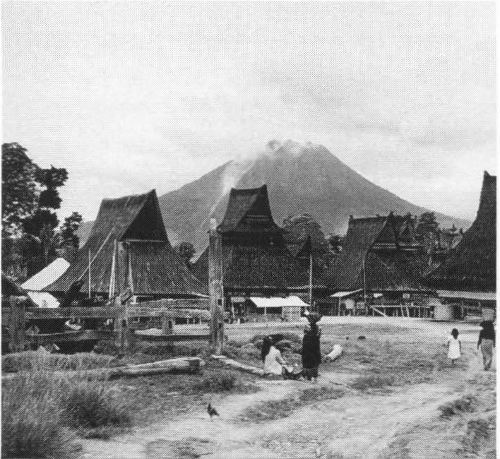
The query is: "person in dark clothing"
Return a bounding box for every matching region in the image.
[302,323,322,382]
[477,321,495,370]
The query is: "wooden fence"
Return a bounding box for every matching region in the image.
[2,297,211,352]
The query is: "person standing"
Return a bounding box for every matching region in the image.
[447,328,461,365]
[478,321,495,371]
[302,323,321,382]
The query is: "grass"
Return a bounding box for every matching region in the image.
[191,370,240,392]
[2,356,134,457]
[239,386,344,423]
[438,395,478,418]
[350,374,396,391]
[2,350,118,373]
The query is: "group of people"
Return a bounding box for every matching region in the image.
[262,311,322,382]
[446,321,495,370]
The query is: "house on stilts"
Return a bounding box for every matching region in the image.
[192,185,312,321]
[45,190,206,304]
[426,171,496,320]
[319,213,431,317]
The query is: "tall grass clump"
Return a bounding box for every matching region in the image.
[63,381,131,432]
[2,371,79,458]
[2,352,132,455]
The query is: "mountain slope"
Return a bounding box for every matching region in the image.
[158,140,470,253]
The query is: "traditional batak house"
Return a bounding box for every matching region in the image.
[319,213,431,317]
[45,190,206,303]
[192,185,310,321]
[427,172,496,320]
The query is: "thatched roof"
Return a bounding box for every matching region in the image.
[45,190,206,297]
[217,185,283,237]
[192,244,310,290]
[322,214,427,292]
[2,273,28,297]
[427,171,496,291]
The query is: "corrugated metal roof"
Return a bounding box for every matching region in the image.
[22,258,70,291]
[250,296,308,308]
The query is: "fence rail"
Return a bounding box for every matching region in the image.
[2,296,211,352]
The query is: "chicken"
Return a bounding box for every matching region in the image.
[207,403,219,420]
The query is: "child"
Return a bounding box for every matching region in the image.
[447,328,461,365]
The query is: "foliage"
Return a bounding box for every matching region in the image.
[416,211,439,238]
[174,241,196,266]
[2,143,40,236]
[1,143,81,278]
[350,374,395,391]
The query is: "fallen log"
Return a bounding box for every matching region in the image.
[211,355,264,376]
[2,357,204,380]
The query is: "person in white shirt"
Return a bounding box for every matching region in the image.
[262,336,287,376]
[447,328,461,365]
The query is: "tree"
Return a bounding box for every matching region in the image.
[2,143,40,235]
[327,234,343,254]
[175,242,196,267]
[59,212,83,261]
[416,212,439,237]
[2,143,75,278]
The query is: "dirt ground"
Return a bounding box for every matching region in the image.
[81,318,496,459]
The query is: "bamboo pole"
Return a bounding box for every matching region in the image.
[309,249,313,308]
[88,249,91,299]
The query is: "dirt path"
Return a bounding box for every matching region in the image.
[81,367,472,459]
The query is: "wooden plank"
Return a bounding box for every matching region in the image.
[209,218,224,354]
[2,305,209,321]
[135,298,209,310]
[134,333,210,342]
[371,306,388,317]
[9,298,25,352]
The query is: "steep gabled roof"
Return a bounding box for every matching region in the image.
[45,190,206,297]
[322,215,389,290]
[322,213,427,292]
[217,185,281,234]
[427,171,496,291]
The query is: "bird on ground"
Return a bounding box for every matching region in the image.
[207,403,219,420]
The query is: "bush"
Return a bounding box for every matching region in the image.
[192,371,239,392]
[62,381,131,430]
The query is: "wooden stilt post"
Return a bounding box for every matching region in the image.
[9,297,25,352]
[209,218,224,354]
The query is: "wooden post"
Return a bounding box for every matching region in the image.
[209,218,224,354]
[9,297,25,352]
[161,314,174,335]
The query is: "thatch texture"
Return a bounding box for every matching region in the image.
[322,214,427,292]
[193,185,310,290]
[193,244,309,289]
[217,185,283,238]
[427,172,496,291]
[45,190,206,297]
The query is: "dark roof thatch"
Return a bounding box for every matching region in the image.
[192,244,310,290]
[45,190,206,297]
[217,185,282,236]
[2,273,28,297]
[322,214,427,292]
[427,172,496,291]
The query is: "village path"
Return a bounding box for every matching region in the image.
[81,347,490,459]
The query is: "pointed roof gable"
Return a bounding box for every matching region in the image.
[45,190,206,296]
[322,215,390,290]
[217,185,281,234]
[427,171,496,291]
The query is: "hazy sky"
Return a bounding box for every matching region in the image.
[2,1,496,222]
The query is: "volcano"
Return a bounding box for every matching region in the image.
[157,140,470,253]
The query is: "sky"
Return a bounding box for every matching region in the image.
[2,1,496,222]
